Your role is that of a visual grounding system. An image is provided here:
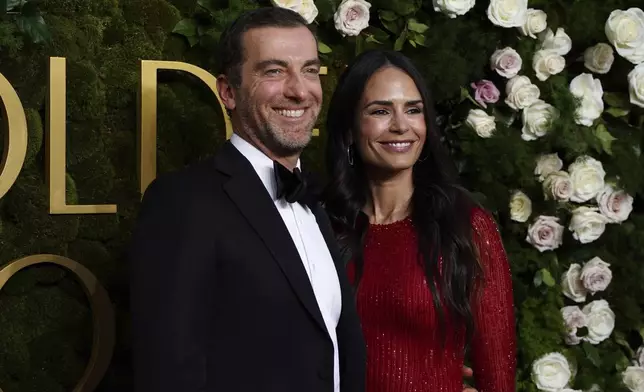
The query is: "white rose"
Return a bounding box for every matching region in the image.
[466,109,496,138]
[570,73,604,127]
[543,171,572,201]
[518,8,547,38]
[582,299,615,344]
[561,305,587,346]
[531,352,572,392]
[561,263,587,303]
[623,366,644,392]
[490,47,523,78]
[540,27,573,56]
[628,63,644,108]
[509,190,532,222]
[432,0,475,18]
[521,99,559,141]
[535,153,563,181]
[271,0,319,24]
[636,346,644,367]
[526,215,564,252]
[561,390,583,392]
[568,155,606,202]
[584,43,615,74]
[505,75,541,110]
[334,0,371,37]
[569,206,609,244]
[587,385,602,392]
[580,257,612,294]
[596,185,634,223]
[605,8,644,64]
[533,49,566,81]
[487,0,528,28]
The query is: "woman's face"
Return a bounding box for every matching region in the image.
[354,66,427,175]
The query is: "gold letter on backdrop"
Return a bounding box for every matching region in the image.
[0,71,28,200]
[47,57,117,214]
[138,60,233,195]
[0,254,115,392]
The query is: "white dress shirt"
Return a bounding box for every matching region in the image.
[230,134,342,391]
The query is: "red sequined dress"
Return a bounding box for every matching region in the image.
[347,208,516,392]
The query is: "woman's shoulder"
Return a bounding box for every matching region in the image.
[469,205,499,232]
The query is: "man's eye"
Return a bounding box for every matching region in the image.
[306,68,320,74]
[266,69,282,75]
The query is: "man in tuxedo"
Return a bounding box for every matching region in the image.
[129,7,365,392]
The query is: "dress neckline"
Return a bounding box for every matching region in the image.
[368,216,413,232]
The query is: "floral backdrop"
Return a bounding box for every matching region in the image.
[1,0,644,391]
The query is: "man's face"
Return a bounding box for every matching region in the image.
[234,26,322,157]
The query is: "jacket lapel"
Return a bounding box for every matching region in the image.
[214,143,328,334]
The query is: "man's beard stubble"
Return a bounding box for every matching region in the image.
[236,93,317,158]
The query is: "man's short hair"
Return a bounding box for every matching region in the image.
[217,7,313,88]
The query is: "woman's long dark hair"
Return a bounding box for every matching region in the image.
[323,49,484,344]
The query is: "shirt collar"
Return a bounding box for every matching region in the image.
[229,133,301,200]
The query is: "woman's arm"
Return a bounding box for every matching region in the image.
[469,208,517,392]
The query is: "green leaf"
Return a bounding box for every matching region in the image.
[603,92,630,108]
[378,9,398,21]
[366,26,390,41]
[365,35,384,44]
[606,107,630,118]
[6,0,24,11]
[413,33,427,47]
[533,270,543,287]
[593,123,617,155]
[173,18,198,37]
[540,268,555,287]
[355,35,364,55]
[380,18,400,34]
[318,41,332,54]
[15,13,50,43]
[196,0,217,13]
[407,18,429,33]
[614,331,635,357]
[582,342,602,368]
[409,39,417,48]
[394,29,407,51]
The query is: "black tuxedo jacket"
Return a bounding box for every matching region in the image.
[129,142,366,392]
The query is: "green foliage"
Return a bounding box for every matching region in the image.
[0,0,643,391]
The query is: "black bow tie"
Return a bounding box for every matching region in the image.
[273,161,319,208]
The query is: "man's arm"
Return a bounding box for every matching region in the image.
[129,176,215,392]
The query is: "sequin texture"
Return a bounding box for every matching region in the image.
[347,208,517,392]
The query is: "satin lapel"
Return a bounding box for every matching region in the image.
[215,143,327,333]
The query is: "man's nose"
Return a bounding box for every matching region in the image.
[284,73,307,101]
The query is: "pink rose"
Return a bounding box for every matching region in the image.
[471,80,500,108]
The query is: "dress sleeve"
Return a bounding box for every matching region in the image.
[469,208,517,392]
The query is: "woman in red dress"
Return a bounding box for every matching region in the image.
[323,49,517,392]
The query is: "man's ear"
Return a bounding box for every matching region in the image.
[216,74,236,112]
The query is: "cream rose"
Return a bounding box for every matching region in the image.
[510,190,532,222]
[543,171,572,201]
[636,346,644,367]
[628,63,644,108]
[580,257,612,294]
[432,0,475,18]
[568,156,606,202]
[533,49,566,81]
[582,300,615,344]
[505,75,541,110]
[561,263,587,303]
[518,8,547,38]
[540,27,573,56]
[526,215,564,252]
[466,109,496,138]
[623,366,644,392]
[569,206,609,244]
[535,153,563,181]
[605,8,644,64]
[490,47,523,78]
[561,306,587,346]
[487,0,528,28]
[521,99,559,141]
[596,185,634,223]
[584,43,615,74]
[334,0,371,37]
[271,0,319,24]
[570,73,604,127]
[531,352,572,392]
